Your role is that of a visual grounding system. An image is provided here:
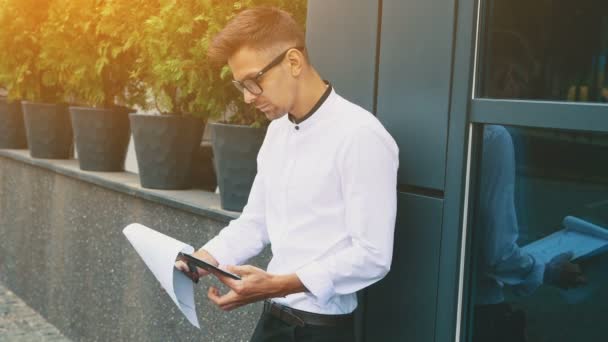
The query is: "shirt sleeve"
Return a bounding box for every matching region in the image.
[201,141,270,266]
[296,124,399,306]
[480,125,544,297]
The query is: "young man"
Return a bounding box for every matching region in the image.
[176,6,399,341]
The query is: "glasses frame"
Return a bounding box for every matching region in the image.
[232,46,305,96]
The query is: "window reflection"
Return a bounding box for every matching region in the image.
[470,125,608,342]
[480,0,608,103]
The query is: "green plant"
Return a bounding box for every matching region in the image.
[38,0,152,108]
[0,0,63,102]
[136,0,230,117]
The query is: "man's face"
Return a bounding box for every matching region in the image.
[228,46,296,121]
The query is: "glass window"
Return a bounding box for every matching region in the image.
[468,124,608,342]
[479,0,608,103]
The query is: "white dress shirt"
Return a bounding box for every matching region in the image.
[203,87,399,314]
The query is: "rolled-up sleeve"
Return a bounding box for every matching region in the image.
[202,165,269,266]
[296,125,399,306]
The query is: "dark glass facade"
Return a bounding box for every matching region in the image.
[469,125,608,341]
[479,0,608,103]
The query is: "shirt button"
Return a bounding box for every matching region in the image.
[295,125,300,130]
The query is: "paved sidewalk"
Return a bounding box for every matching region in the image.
[0,283,71,342]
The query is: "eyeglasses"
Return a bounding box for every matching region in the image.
[232,46,305,96]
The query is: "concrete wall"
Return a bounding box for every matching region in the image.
[0,153,270,342]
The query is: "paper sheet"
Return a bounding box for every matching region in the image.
[522,216,608,263]
[521,217,608,304]
[123,223,200,328]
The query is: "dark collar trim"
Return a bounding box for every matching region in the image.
[288,81,332,125]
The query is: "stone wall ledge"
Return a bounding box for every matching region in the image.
[0,149,239,223]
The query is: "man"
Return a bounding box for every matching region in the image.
[473,33,585,341]
[474,125,586,342]
[176,6,399,341]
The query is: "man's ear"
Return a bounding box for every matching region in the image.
[286,48,304,77]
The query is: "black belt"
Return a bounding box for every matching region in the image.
[263,300,353,327]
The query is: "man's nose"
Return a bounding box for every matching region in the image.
[243,89,257,104]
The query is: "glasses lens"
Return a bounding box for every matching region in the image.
[243,79,262,95]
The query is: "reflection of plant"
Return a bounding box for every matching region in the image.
[0,0,62,102]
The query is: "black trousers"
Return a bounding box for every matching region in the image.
[250,312,355,342]
[473,303,527,342]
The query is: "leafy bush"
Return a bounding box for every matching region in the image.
[0,0,62,102]
[38,0,151,108]
[135,0,232,117]
[0,0,308,122]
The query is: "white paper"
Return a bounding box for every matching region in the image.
[521,217,608,304]
[522,216,608,263]
[123,223,200,328]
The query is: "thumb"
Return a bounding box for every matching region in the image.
[554,251,574,263]
[226,265,242,274]
[226,264,254,276]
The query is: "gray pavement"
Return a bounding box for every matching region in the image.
[0,283,71,342]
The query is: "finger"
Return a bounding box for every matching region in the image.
[212,271,241,289]
[226,264,253,275]
[560,251,575,261]
[207,286,222,305]
[175,262,200,282]
[197,268,211,276]
[209,288,241,309]
[220,302,243,311]
[174,260,189,272]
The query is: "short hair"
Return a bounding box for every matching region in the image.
[207,6,306,66]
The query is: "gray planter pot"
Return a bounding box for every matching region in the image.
[22,101,73,159]
[190,141,217,192]
[130,114,205,190]
[0,98,27,149]
[210,123,267,212]
[69,106,131,171]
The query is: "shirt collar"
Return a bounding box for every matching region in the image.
[287,81,332,128]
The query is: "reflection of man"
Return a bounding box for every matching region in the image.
[175,7,399,342]
[473,125,586,342]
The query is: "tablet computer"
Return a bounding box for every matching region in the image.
[177,252,242,280]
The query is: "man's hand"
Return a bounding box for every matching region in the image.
[174,249,219,283]
[544,252,587,289]
[207,265,307,311]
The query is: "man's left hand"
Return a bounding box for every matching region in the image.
[207,265,305,311]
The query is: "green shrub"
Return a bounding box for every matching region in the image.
[38,0,152,108]
[0,0,308,122]
[0,0,62,102]
[136,0,232,117]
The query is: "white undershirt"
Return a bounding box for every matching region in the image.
[203,89,399,314]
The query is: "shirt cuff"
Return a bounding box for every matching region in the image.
[295,261,335,307]
[514,255,546,296]
[201,236,239,267]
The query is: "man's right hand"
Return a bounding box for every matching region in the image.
[174,249,219,283]
[544,252,587,289]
